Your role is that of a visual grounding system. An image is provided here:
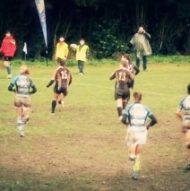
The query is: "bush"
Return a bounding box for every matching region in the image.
[91,20,129,59]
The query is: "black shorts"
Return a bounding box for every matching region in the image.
[115,88,130,100]
[54,86,68,96]
[4,56,13,61]
[127,80,135,89]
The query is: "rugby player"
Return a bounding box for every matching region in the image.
[121,92,157,180]
[110,60,134,118]
[176,84,190,171]
[46,58,72,114]
[8,65,37,137]
[121,53,140,89]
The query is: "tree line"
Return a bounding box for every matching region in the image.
[0,0,190,59]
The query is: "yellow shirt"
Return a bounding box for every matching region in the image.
[76,45,89,62]
[55,42,69,60]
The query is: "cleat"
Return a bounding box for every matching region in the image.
[132,171,140,180]
[129,154,136,161]
[183,164,190,172]
[19,132,25,138]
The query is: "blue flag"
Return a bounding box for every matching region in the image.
[35,0,48,48]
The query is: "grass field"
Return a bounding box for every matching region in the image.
[0,57,190,191]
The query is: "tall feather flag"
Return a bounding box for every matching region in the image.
[35,0,48,48]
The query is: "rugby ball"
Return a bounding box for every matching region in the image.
[70,44,78,50]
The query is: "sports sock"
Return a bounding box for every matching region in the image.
[117,107,122,117]
[6,65,11,75]
[51,100,57,113]
[17,118,25,136]
[133,155,141,172]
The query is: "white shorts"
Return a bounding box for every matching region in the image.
[126,127,148,146]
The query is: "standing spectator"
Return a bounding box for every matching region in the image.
[130,26,152,71]
[0,31,17,78]
[76,38,89,75]
[55,36,69,61]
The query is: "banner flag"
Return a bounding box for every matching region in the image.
[35,0,48,48]
[23,42,28,55]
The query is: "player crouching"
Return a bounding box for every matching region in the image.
[8,65,37,137]
[46,58,72,114]
[176,84,190,172]
[121,92,157,180]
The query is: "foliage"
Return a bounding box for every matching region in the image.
[0,0,190,59]
[91,21,129,58]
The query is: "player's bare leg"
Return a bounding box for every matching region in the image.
[57,94,65,109]
[16,106,25,137]
[4,61,12,78]
[184,130,190,171]
[132,145,142,180]
[22,106,30,124]
[123,98,129,109]
[117,98,123,118]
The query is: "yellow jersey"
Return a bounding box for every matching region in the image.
[76,45,89,62]
[55,42,69,60]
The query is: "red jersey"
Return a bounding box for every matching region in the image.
[0,35,16,57]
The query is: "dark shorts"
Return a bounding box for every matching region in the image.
[115,88,130,100]
[127,80,135,89]
[4,56,13,61]
[54,86,68,96]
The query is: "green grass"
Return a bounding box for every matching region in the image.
[0,58,190,191]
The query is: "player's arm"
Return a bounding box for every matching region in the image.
[120,105,131,125]
[121,113,128,125]
[46,70,56,88]
[176,100,184,120]
[29,80,37,94]
[109,71,116,80]
[86,46,90,59]
[133,65,140,75]
[8,77,17,92]
[144,32,151,39]
[65,44,69,59]
[128,70,135,80]
[176,108,183,120]
[8,83,16,92]
[146,114,157,130]
[69,72,72,86]
[46,80,54,88]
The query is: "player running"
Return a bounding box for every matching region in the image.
[121,54,140,89]
[121,92,157,180]
[110,60,134,118]
[46,58,72,114]
[8,65,37,137]
[176,84,190,171]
